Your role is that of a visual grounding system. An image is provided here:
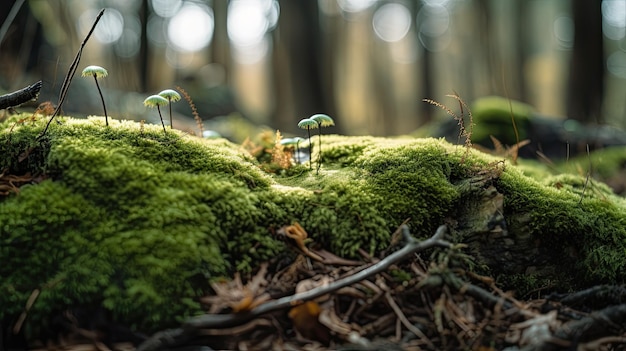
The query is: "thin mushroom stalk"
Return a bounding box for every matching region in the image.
[158,89,181,130]
[310,114,334,174]
[81,65,109,126]
[297,118,318,170]
[143,95,170,134]
[92,76,107,125]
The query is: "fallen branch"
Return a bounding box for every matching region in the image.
[0,81,42,110]
[534,304,626,351]
[137,224,452,351]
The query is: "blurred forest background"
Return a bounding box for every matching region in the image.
[0,0,625,138]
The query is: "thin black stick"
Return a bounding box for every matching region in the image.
[137,224,451,351]
[0,0,26,45]
[40,9,105,137]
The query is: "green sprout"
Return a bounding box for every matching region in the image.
[310,114,335,173]
[158,89,181,130]
[297,118,318,170]
[81,65,109,126]
[280,136,305,164]
[143,95,169,134]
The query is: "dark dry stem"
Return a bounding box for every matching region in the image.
[40,9,105,138]
[136,224,451,351]
[156,105,166,133]
[175,85,202,136]
[92,74,108,126]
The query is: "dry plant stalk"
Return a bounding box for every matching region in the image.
[175,85,203,136]
[423,93,474,161]
[270,130,292,170]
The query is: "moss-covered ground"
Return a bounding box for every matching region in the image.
[1,114,625,338]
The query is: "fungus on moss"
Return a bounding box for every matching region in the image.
[310,114,335,173]
[158,89,181,130]
[2,115,626,341]
[280,137,305,164]
[297,118,318,170]
[143,95,169,134]
[81,65,109,126]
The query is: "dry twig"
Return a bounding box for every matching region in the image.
[137,224,452,351]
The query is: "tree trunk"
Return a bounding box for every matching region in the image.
[272,1,338,134]
[567,0,604,123]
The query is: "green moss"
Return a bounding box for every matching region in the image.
[556,145,626,189]
[1,115,625,339]
[471,96,534,145]
[497,168,626,285]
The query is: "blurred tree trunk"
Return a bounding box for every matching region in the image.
[567,0,604,123]
[410,1,434,125]
[211,0,230,83]
[138,0,149,92]
[272,0,338,134]
[514,1,528,102]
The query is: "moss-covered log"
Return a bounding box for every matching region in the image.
[1,115,625,338]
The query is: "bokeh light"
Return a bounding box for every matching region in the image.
[417,4,451,52]
[607,51,626,78]
[337,0,376,14]
[79,8,124,44]
[372,3,412,43]
[553,15,574,50]
[150,0,183,18]
[227,0,278,47]
[167,3,214,52]
[147,15,167,46]
[602,0,626,40]
[228,0,279,64]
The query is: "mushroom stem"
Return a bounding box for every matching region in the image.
[167,98,173,129]
[306,127,312,170]
[157,105,166,133]
[92,74,108,126]
[316,122,322,174]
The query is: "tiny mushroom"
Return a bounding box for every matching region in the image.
[297,118,318,170]
[280,137,305,164]
[143,95,169,134]
[158,89,181,129]
[81,65,109,126]
[310,114,335,172]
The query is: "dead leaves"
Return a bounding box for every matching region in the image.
[200,263,271,314]
[140,223,626,351]
[0,170,46,196]
[275,222,361,266]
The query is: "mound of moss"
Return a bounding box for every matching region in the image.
[1,115,625,339]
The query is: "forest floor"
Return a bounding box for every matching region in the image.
[27,225,626,351]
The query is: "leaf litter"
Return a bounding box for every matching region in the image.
[24,223,626,351]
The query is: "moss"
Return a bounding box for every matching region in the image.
[496,168,626,285]
[470,96,534,145]
[556,145,626,194]
[1,115,625,338]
